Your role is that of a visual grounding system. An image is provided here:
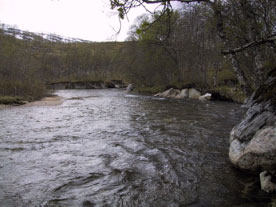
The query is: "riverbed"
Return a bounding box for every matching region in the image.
[0,89,270,207]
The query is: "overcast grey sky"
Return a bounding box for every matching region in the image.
[0,0,168,41]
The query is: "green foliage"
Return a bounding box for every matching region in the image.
[213,85,247,103]
[117,8,124,19]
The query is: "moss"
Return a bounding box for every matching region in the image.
[212,86,247,103]
[0,96,25,105]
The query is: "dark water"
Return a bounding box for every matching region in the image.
[0,89,269,207]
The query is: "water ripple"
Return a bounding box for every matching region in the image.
[0,89,267,207]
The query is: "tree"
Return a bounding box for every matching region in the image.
[110,0,276,95]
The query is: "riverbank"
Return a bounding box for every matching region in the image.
[0,95,63,109]
[134,85,247,103]
[24,96,63,107]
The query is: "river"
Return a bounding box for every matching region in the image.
[0,89,270,207]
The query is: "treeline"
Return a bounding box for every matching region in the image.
[127,1,275,95]
[0,24,178,99]
[0,26,125,99]
[0,16,235,102]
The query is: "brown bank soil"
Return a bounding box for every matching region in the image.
[24,96,64,107]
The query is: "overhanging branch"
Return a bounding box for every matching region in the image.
[222,33,276,55]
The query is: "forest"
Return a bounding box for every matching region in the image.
[0,2,263,104]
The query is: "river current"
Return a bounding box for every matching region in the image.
[0,89,269,207]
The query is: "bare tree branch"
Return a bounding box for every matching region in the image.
[222,33,276,55]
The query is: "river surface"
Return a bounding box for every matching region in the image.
[0,89,270,207]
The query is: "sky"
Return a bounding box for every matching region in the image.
[0,0,166,42]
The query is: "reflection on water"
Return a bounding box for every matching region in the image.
[0,89,269,207]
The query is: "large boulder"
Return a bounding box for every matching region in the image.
[188,88,201,99]
[229,125,276,170]
[229,70,276,171]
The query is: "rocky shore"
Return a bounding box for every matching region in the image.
[229,69,276,192]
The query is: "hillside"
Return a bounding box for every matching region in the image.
[0,22,244,104]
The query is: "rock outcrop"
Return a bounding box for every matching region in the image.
[229,70,276,171]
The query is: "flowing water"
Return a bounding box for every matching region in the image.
[0,89,270,207]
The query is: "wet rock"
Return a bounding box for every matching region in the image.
[229,70,276,171]
[154,88,180,98]
[126,84,134,92]
[199,93,212,101]
[188,88,201,99]
[229,126,276,170]
[260,171,276,193]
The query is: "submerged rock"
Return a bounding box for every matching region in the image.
[229,70,276,171]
